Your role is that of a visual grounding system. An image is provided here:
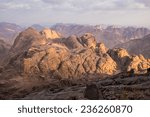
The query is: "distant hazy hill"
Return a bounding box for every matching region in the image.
[52,23,150,48]
[0,22,23,44]
[115,34,150,58]
[0,39,11,65]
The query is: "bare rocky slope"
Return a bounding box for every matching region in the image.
[0,27,150,100]
[115,34,150,58]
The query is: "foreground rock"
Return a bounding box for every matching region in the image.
[84,84,101,100]
[0,73,149,100]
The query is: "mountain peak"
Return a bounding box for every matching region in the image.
[11,27,46,53]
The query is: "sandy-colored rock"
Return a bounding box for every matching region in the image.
[127,55,150,73]
[108,48,131,70]
[96,54,117,74]
[62,35,83,49]
[4,28,150,79]
[40,28,61,40]
[80,33,97,48]
[11,27,47,53]
[96,42,108,54]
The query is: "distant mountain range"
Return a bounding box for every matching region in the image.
[116,34,150,58]
[0,22,23,44]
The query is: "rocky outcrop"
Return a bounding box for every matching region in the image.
[7,28,118,79]
[62,33,97,49]
[96,42,108,54]
[57,49,117,78]
[108,48,150,73]
[23,45,69,76]
[40,28,61,40]
[127,55,150,73]
[0,27,150,100]
[22,46,117,78]
[108,48,131,70]
[11,27,47,53]
[80,33,96,48]
[4,28,150,80]
[62,35,83,49]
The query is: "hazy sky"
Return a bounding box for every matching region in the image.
[0,0,150,27]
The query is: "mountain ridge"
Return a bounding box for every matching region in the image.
[115,34,150,58]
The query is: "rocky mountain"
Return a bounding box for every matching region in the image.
[0,27,150,100]
[52,23,150,48]
[5,28,150,79]
[115,34,150,58]
[0,22,23,44]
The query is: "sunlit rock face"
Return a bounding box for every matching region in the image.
[11,27,47,53]
[0,25,150,100]
[108,48,150,73]
[40,28,62,40]
[127,55,150,73]
[4,27,150,79]
[80,33,97,49]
